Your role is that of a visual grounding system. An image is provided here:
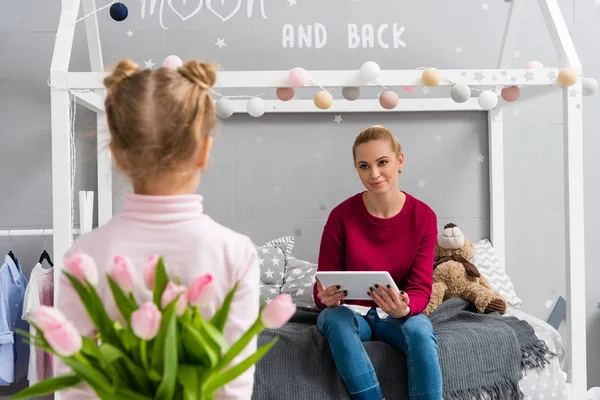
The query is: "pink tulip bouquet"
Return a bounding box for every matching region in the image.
[12,253,296,400]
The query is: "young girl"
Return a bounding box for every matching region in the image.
[314,125,442,400]
[55,59,260,399]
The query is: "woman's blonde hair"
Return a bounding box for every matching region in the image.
[352,125,403,163]
[103,59,217,186]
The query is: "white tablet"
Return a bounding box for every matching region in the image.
[315,271,400,300]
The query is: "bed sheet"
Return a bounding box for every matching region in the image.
[505,307,570,400]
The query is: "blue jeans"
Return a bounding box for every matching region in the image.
[317,306,442,400]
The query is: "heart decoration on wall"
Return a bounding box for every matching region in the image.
[167,0,204,21]
[206,0,241,22]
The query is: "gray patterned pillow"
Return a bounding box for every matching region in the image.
[471,239,523,308]
[260,283,282,307]
[281,257,318,308]
[255,236,295,286]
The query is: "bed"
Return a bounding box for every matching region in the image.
[252,237,570,400]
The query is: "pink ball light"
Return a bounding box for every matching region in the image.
[288,67,309,88]
[525,61,544,70]
[379,91,399,110]
[501,86,520,102]
[276,87,295,101]
[163,55,183,70]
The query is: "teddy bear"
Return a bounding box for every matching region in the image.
[423,223,507,316]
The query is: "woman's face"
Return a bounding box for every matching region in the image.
[354,139,404,194]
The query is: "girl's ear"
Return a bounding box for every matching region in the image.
[197,136,214,171]
[110,142,128,173]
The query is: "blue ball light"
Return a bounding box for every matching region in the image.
[110,2,129,22]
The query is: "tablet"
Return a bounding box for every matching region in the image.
[315,271,400,300]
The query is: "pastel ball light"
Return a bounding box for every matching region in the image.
[421,67,441,87]
[276,87,295,101]
[288,67,308,88]
[247,97,265,117]
[478,90,498,110]
[314,90,333,110]
[216,98,234,119]
[501,86,520,102]
[379,91,399,110]
[583,77,598,96]
[402,86,418,93]
[360,61,380,81]
[342,86,361,101]
[163,55,183,70]
[558,68,578,86]
[110,2,128,21]
[525,61,544,70]
[450,84,471,103]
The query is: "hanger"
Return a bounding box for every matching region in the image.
[7,230,17,264]
[39,229,53,268]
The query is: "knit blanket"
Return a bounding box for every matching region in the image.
[253,298,554,400]
[428,297,554,399]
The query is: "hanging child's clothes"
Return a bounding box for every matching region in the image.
[22,262,54,385]
[0,254,29,385]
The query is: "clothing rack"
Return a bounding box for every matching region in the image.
[0,229,82,237]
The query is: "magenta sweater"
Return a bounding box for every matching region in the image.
[314,192,438,316]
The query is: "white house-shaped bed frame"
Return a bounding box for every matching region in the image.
[49,0,587,398]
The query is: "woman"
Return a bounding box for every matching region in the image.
[313,125,442,400]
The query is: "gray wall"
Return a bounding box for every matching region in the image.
[0,0,599,395]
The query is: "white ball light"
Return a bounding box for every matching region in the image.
[360,61,380,81]
[215,98,234,119]
[246,97,265,117]
[478,90,498,110]
[583,77,598,96]
[450,84,471,103]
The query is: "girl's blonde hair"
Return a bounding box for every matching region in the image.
[103,59,217,186]
[352,125,403,162]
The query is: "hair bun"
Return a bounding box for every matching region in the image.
[178,60,217,89]
[104,59,141,89]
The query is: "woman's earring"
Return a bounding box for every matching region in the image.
[398,170,402,174]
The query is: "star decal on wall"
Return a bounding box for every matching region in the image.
[319,204,327,211]
[293,228,303,237]
[434,134,442,141]
[422,87,430,94]
[144,59,156,69]
[523,71,535,82]
[473,71,485,82]
[482,3,489,10]
[476,154,485,163]
[547,70,557,80]
[455,46,463,54]
[418,180,426,188]
[334,115,343,124]
[575,103,581,110]
[501,70,508,76]
[461,71,468,78]
[215,38,227,49]
[287,0,297,5]
[127,30,134,37]
[569,88,578,98]
[513,50,521,59]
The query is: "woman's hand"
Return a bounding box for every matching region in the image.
[316,277,347,307]
[368,284,410,319]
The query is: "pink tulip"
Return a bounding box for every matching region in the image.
[110,255,136,294]
[188,274,214,307]
[32,306,68,333]
[261,294,296,329]
[143,254,160,291]
[64,252,98,286]
[44,320,83,357]
[161,282,188,316]
[131,302,162,340]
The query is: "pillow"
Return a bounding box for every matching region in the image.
[256,236,295,287]
[280,257,318,308]
[470,239,523,309]
[260,283,281,307]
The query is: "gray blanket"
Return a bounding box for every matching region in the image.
[253,298,554,400]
